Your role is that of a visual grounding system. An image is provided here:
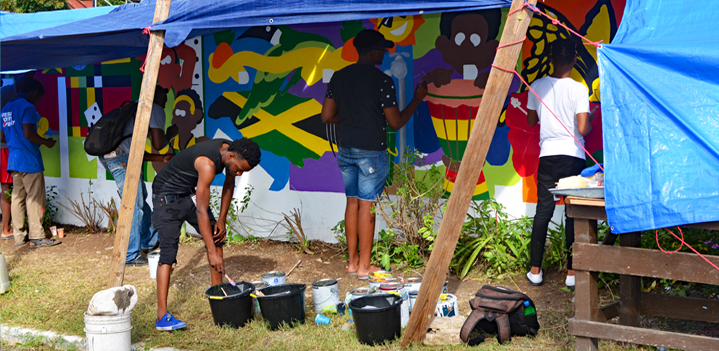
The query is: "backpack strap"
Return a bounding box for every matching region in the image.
[459,306,486,345]
[494,312,511,343]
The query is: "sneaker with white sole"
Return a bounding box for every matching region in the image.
[156,313,187,331]
[565,275,575,290]
[526,269,543,286]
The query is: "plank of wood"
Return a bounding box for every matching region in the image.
[565,196,606,207]
[619,233,641,327]
[107,0,172,288]
[566,203,607,220]
[569,318,719,351]
[641,293,719,323]
[573,217,600,350]
[400,0,538,345]
[598,301,619,322]
[573,243,719,285]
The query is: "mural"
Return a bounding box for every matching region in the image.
[19,0,624,236]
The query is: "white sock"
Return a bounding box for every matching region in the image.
[526,269,543,284]
[566,274,575,287]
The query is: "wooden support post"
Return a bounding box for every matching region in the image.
[107,0,172,288]
[573,217,599,351]
[619,232,641,327]
[400,0,537,345]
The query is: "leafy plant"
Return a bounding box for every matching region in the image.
[331,220,348,257]
[59,181,101,233]
[209,185,255,243]
[43,185,58,229]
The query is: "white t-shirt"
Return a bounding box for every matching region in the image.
[527,76,590,159]
[119,103,167,154]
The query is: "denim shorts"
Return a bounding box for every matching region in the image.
[337,147,389,201]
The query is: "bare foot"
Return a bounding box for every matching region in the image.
[357,264,383,277]
[347,257,360,274]
[0,232,12,239]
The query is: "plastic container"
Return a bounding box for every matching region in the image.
[345,287,376,316]
[0,253,10,294]
[257,284,306,330]
[379,283,409,327]
[434,293,458,317]
[204,282,255,328]
[252,281,269,318]
[349,294,402,345]
[312,278,339,313]
[84,312,132,351]
[147,251,160,279]
[523,300,536,315]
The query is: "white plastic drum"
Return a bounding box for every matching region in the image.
[312,278,340,313]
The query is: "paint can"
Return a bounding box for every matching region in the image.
[401,277,422,292]
[434,293,458,317]
[442,280,448,294]
[368,276,397,290]
[312,278,340,313]
[379,283,409,327]
[368,271,392,279]
[345,287,375,316]
[251,281,269,318]
[408,290,418,313]
[261,271,287,286]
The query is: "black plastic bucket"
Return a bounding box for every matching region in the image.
[349,294,402,345]
[204,282,254,328]
[257,284,306,330]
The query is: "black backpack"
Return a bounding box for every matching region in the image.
[459,285,540,345]
[84,101,137,156]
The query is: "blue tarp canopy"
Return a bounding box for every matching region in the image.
[1,0,511,71]
[599,0,719,233]
[0,6,115,39]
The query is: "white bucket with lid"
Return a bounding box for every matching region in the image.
[84,312,132,351]
[312,278,340,313]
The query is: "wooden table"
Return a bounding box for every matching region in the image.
[565,196,719,351]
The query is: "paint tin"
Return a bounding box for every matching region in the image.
[379,283,409,327]
[261,271,287,286]
[368,276,397,290]
[312,278,340,313]
[408,290,418,313]
[434,293,458,317]
[251,281,269,318]
[345,287,375,315]
[368,271,392,279]
[401,277,422,292]
[442,280,448,294]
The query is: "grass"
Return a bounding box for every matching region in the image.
[0,236,659,351]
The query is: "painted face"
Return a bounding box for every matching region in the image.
[172,100,203,130]
[226,156,253,177]
[435,13,497,77]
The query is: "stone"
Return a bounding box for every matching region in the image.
[423,316,466,346]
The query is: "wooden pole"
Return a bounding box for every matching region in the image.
[401,0,537,345]
[107,0,172,288]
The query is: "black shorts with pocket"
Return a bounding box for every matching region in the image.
[152,194,223,265]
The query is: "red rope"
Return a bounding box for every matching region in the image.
[655,228,683,254]
[656,227,719,272]
[497,38,526,50]
[491,63,604,172]
[504,1,603,48]
[139,27,152,73]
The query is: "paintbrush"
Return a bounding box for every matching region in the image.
[223,272,236,286]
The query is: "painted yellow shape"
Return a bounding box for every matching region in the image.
[222,92,330,156]
[208,46,350,86]
[103,58,131,64]
[87,88,95,108]
[72,126,81,137]
[431,117,474,141]
[443,177,488,196]
[36,117,49,138]
[70,77,79,89]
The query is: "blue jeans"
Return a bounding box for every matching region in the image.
[100,149,159,262]
[337,148,389,201]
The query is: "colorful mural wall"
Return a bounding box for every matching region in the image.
[18,0,623,241]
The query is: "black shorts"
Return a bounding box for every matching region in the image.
[152,194,222,265]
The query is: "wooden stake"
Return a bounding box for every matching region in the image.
[401,0,537,345]
[107,0,172,288]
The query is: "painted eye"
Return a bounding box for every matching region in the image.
[454,32,465,46]
[175,109,186,117]
[470,33,481,47]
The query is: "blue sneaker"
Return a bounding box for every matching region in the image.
[155,313,187,331]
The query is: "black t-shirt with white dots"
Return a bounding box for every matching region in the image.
[325,63,397,151]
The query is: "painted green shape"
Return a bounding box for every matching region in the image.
[39,136,61,178]
[413,13,440,59]
[78,88,88,125]
[78,76,87,88]
[340,20,365,43]
[251,130,315,167]
[144,162,155,183]
[483,148,522,198]
[164,89,175,128]
[587,149,603,167]
[64,64,93,77]
[106,169,114,181]
[68,136,97,179]
[498,7,509,41]
[437,139,469,161]
[214,30,235,46]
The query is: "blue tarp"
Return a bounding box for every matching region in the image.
[0,6,115,39]
[1,0,511,71]
[599,0,719,233]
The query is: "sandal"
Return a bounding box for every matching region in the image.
[1,234,13,240]
[29,238,62,248]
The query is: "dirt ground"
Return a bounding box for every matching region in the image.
[1,230,716,350]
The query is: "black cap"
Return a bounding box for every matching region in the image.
[354,29,395,53]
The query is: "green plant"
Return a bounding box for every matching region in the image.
[209,185,256,243]
[544,220,567,271]
[44,185,58,229]
[59,181,101,233]
[452,198,533,278]
[331,220,348,257]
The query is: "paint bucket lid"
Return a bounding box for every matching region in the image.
[401,277,422,284]
[368,271,392,279]
[312,278,338,287]
[379,283,403,291]
[262,271,286,278]
[252,281,269,289]
[369,276,397,283]
[350,287,374,296]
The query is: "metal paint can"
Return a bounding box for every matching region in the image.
[345,287,375,315]
[434,293,458,317]
[379,283,409,327]
[261,271,287,286]
[251,281,269,318]
[442,280,449,294]
[401,277,422,292]
[368,276,397,290]
[312,278,340,313]
[368,271,392,279]
[408,290,418,313]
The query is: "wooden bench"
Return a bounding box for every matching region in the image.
[565,196,719,351]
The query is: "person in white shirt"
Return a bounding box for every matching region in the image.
[525,39,596,289]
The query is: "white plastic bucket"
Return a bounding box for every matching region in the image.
[84,312,132,351]
[147,251,160,279]
[0,253,9,294]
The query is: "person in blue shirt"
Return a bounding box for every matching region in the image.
[0,79,59,248]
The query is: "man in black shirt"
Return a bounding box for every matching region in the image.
[151,138,260,330]
[321,29,427,279]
